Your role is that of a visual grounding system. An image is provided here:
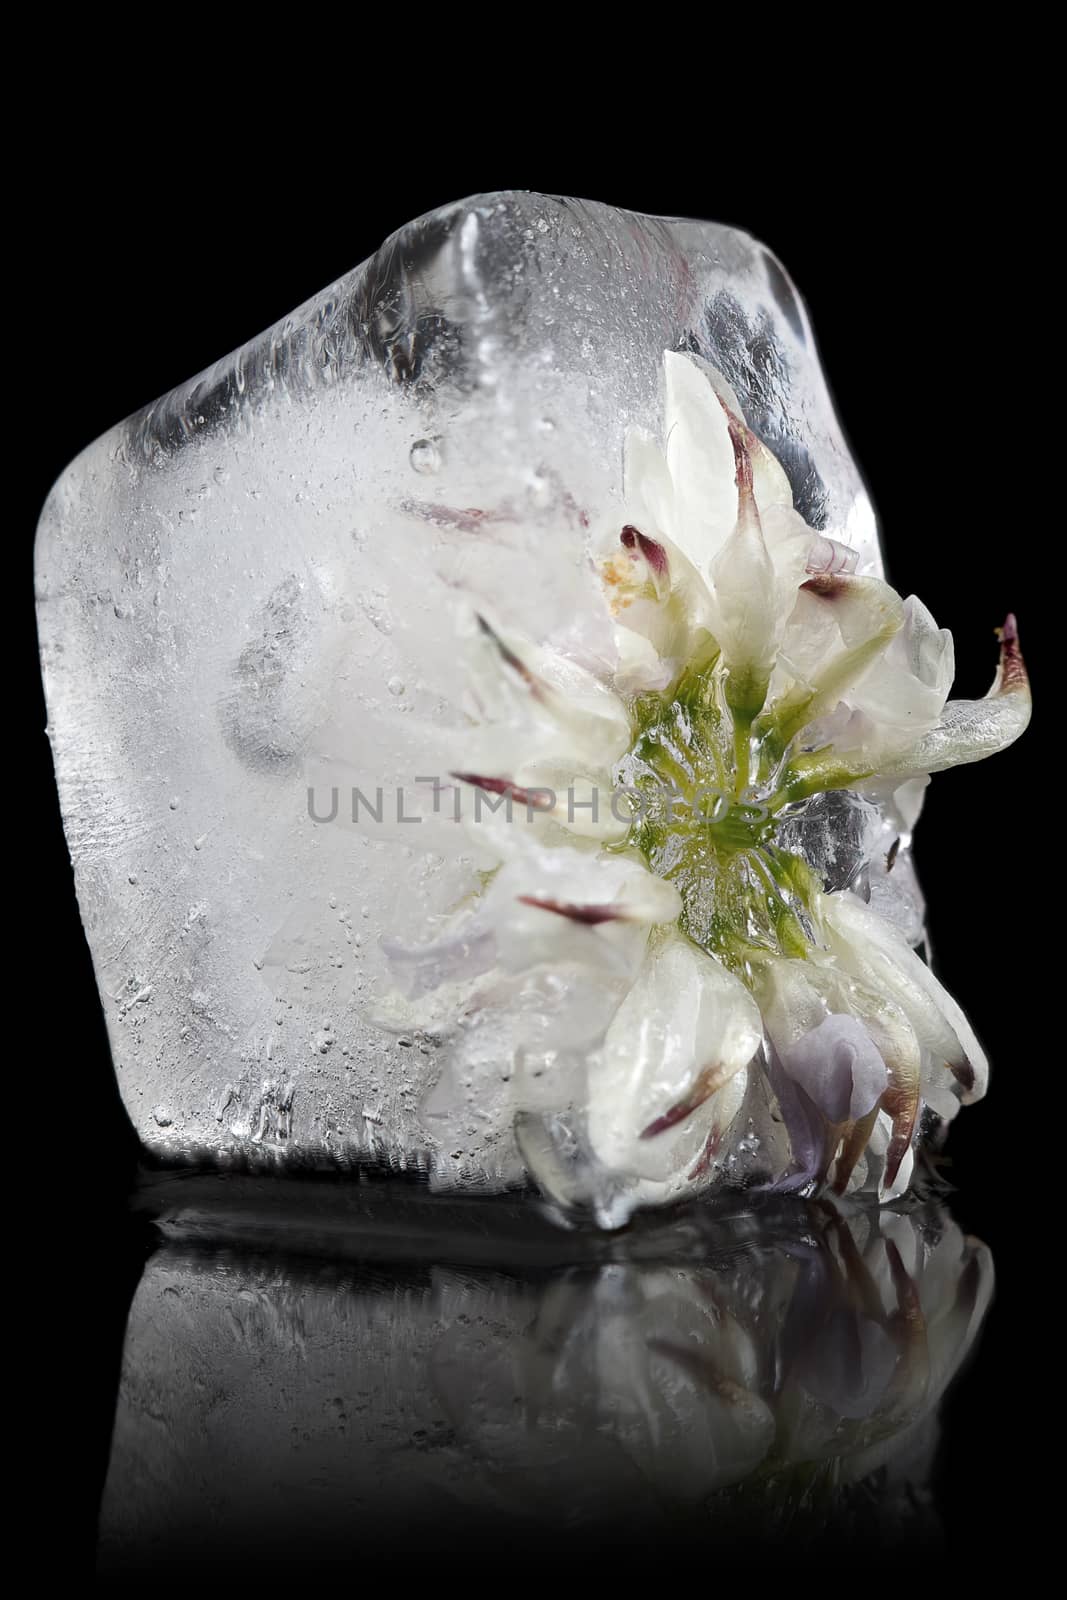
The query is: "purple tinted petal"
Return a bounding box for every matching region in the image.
[765,1049,825,1184]
[780,1014,888,1124]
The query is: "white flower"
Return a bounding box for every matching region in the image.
[376,350,1031,1225]
[586,931,761,1206]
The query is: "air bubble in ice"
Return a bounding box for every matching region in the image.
[408,438,442,475]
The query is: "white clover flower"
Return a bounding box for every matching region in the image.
[377,351,1030,1226]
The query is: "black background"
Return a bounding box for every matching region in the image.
[20,53,1053,1584]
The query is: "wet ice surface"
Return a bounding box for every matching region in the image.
[37,192,922,1188]
[96,1179,990,1574]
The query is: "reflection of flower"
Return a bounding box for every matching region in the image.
[429,1205,992,1522]
[380,352,1030,1224]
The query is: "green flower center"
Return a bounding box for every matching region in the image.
[615,658,826,970]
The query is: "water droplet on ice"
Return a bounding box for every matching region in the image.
[168,797,180,810]
[153,1104,173,1127]
[408,437,442,475]
[387,676,405,696]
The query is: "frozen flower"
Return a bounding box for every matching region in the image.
[377,350,1030,1226]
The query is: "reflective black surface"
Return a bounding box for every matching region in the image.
[90,1178,996,1578]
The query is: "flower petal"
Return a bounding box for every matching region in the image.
[819,890,987,1103]
[748,958,832,1186]
[779,1013,888,1124]
[384,847,678,1006]
[663,351,738,567]
[770,576,905,741]
[459,612,635,850]
[835,981,924,1188]
[468,610,631,772]
[873,614,1030,782]
[490,848,680,979]
[703,403,806,718]
[805,534,859,577]
[847,595,955,748]
[624,427,678,546]
[678,353,794,518]
[587,932,760,1185]
[600,522,717,693]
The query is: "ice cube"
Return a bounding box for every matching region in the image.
[37,192,896,1187]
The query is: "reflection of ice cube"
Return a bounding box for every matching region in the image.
[96,1199,991,1567]
[37,191,886,1184]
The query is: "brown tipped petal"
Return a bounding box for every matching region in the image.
[878,614,1031,781]
[883,1086,920,1189]
[855,995,922,1189]
[995,612,1028,693]
[620,524,671,593]
[640,1059,742,1140]
[474,613,548,699]
[831,1105,881,1195]
[450,772,555,810]
[516,894,629,926]
[822,894,988,1105]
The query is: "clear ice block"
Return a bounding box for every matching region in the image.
[37,192,909,1193]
